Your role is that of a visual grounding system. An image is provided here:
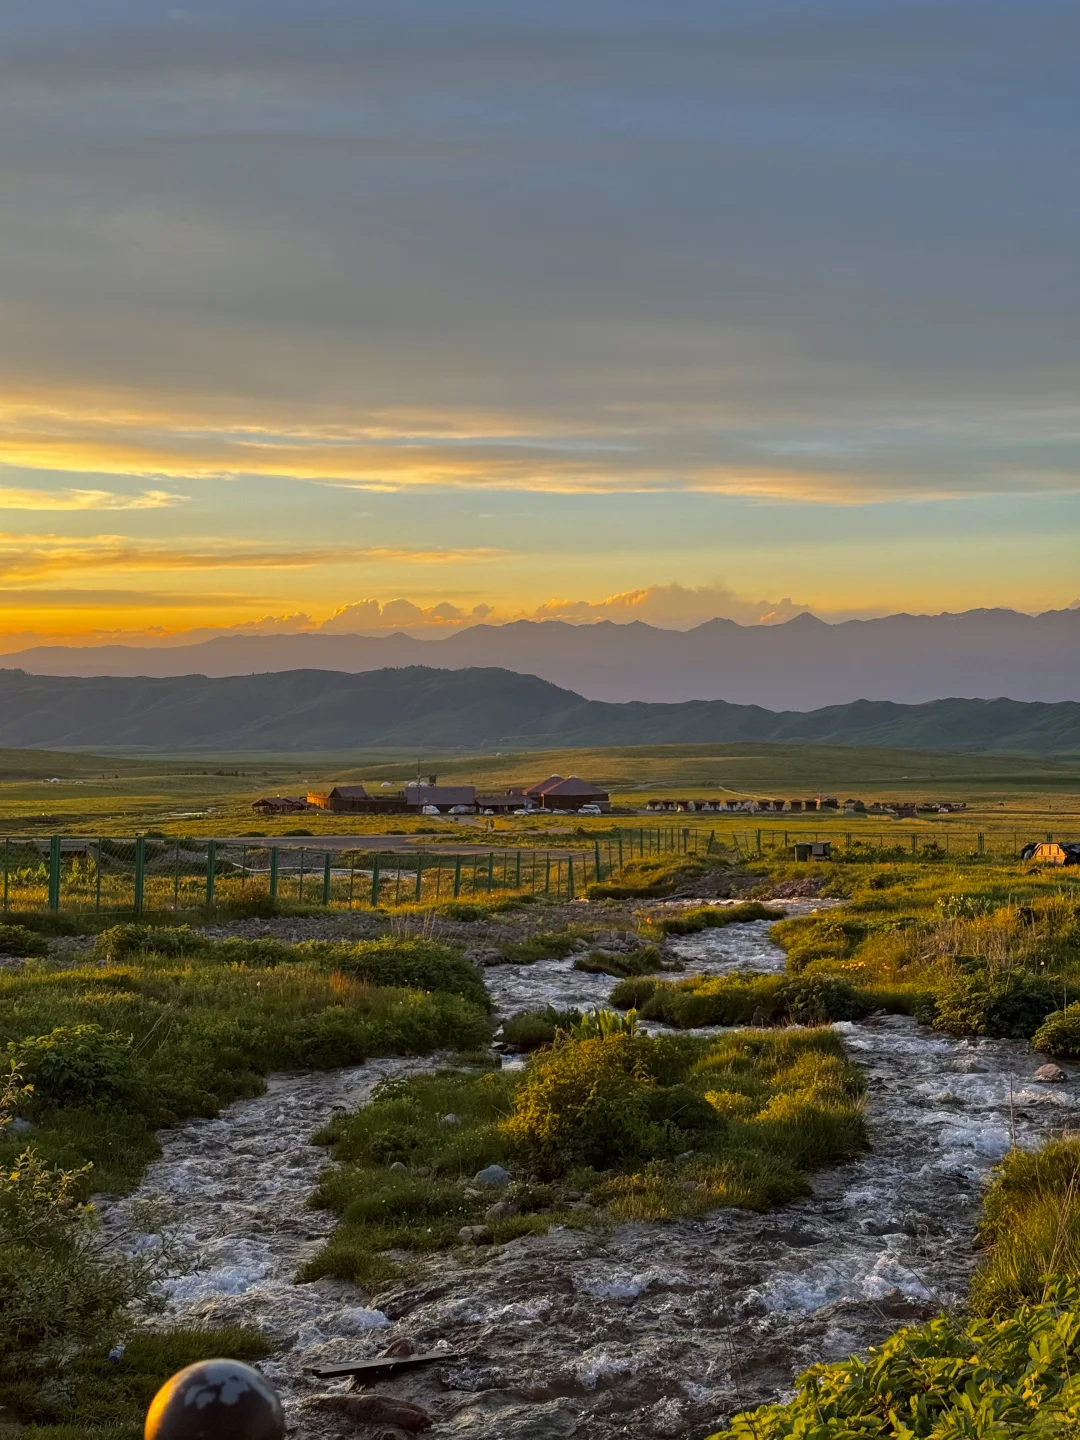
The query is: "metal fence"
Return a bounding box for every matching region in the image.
[0,825,1068,917]
[0,825,701,916]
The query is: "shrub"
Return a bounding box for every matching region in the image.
[1032,1004,1080,1058]
[610,975,659,1010]
[0,925,49,958]
[7,1024,139,1110]
[933,973,1059,1039]
[653,903,784,936]
[330,937,490,1009]
[773,975,866,1025]
[567,1008,640,1040]
[93,924,206,964]
[498,931,582,964]
[711,1279,1080,1439]
[502,1008,582,1051]
[573,944,663,977]
[501,1034,672,1175]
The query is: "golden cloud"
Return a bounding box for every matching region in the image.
[0,533,502,582]
[0,486,188,510]
[0,385,974,502]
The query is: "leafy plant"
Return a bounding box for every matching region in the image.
[933,973,1059,1039]
[7,1024,139,1111]
[1033,1004,1080,1059]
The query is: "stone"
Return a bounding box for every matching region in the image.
[381,1336,418,1358]
[1035,1063,1067,1083]
[484,1199,518,1223]
[312,1395,433,1432]
[675,1151,694,1164]
[9,1117,33,1137]
[458,1224,493,1244]
[440,1112,461,1126]
[389,1160,409,1173]
[473,1163,512,1187]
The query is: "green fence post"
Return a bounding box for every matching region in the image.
[269,847,279,899]
[133,835,146,916]
[97,839,104,911]
[241,845,248,890]
[348,855,355,908]
[205,840,217,908]
[978,832,985,856]
[487,852,494,891]
[911,833,917,856]
[371,854,381,906]
[568,854,576,901]
[298,848,306,904]
[322,852,332,907]
[415,853,424,902]
[706,829,716,855]
[515,850,522,890]
[755,829,762,857]
[594,839,602,882]
[453,854,462,898]
[173,838,180,907]
[618,832,624,866]
[2,839,8,913]
[48,835,62,913]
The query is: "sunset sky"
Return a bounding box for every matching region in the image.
[1,1,1078,649]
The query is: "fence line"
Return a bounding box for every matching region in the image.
[0,825,1066,917]
[0,825,700,917]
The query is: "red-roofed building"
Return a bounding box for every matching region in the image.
[526,775,610,812]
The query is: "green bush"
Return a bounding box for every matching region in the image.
[7,1025,139,1111]
[498,931,582,964]
[93,924,207,964]
[502,1008,582,1051]
[1032,1004,1080,1058]
[933,973,1059,1039]
[653,902,784,936]
[329,937,489,1009]
[774,975,866,1025]
[712,1280,1080,1439]
[609,975,659,1010]
[572,944,663,977]
[0,925,49,958]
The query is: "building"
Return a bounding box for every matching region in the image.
[403,784,477,813]
[251,796,308,815]
[307,785,375,812]
[526,775,611,812]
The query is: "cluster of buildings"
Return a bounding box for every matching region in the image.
[642,796,969,817]
[253,774,611,818]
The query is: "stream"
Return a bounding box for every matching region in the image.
[101,901,1080,1439]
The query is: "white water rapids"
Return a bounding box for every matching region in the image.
[100,902,1080,1438]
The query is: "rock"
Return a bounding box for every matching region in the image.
[473,1164,512,1187]
[484,1199,518,1223]
[9,1117,33,1137]
[389,1160,409,1174]
[951,1057,990,1073]
[675,1151,694,1164]
[311,1394,433,1431]
[381,1336,418,1358]
[1035,1063,1067,1083]
[458,1224,493,1244]
[440,1113,461,1126]
[750,1006,769,1027]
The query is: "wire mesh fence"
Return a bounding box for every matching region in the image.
[0,825,702,916]
[0,825,1067,917]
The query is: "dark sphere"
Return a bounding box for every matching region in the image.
[145,1360,285,1440]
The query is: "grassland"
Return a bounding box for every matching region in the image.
[0,741,1078,843]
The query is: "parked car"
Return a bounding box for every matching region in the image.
[578,804,603,816]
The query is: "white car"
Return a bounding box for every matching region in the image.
[578,804,603,816]
[448,804,473,815]
[421,805,441,817]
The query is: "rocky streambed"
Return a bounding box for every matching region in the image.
[102,902,1080,1439]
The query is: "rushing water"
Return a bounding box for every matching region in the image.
[101,903,1080,1439]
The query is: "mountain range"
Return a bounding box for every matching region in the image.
[6,608,1080,708]
[1,665,1078,754]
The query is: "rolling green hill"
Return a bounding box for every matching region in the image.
[0,665,1079,755]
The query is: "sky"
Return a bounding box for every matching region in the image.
[1,0,1079,649]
